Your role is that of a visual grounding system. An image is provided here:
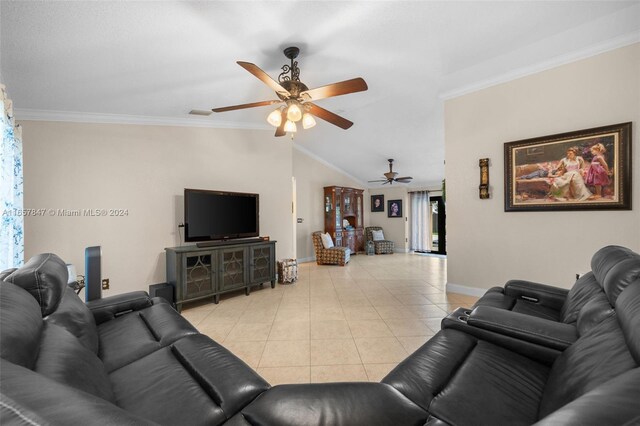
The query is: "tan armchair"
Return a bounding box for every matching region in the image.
[365,226,394,254]
[312,231,350,266]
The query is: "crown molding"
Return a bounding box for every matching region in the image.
[440,32,640,100]
[13,108,272,131]
[293,144,366,187]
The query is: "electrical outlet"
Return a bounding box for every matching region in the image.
[101,279,110,290]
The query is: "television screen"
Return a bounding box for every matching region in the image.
[184,189,259,242]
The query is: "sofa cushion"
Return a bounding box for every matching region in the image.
[0,359,158,426]
[0,281,43,369]
[534,368,640,425]
[35,322,115,403]
[371,229,384,241]
[559,272,601,323]
[98,302,199,372]
[4,253,68,316]
[227,383,428,426]
[382,329,549,426]
[430,340,548,426]
[109,334,269,426]
[575,292,614,336]
[382,329,477,411]
[46,286,99,354]
[538,313,637,418]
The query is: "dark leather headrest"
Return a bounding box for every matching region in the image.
[615,283,640,364]
[4,254,68,316]
[0,281,43,369]
[591,246,640,305]
[0,268,18,281]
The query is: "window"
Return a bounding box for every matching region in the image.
[0,86,24,269]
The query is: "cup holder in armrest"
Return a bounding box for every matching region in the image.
[443,307,473,325]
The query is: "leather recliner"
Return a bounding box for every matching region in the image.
[0,253,270,425]
[381,280,640,425]
[471,245,640,323]
[2,249,640,425]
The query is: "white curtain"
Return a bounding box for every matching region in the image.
[0,84,24,270]
[410,191,430,252]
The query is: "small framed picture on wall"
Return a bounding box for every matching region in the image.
[388,199,402,217]
[371,195,384,212]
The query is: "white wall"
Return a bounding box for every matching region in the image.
[445,43,640,292]
[21,121,294,295]
[368,186,409,252]
[292,147,366,261]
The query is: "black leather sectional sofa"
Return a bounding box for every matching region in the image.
[1,246,639,425]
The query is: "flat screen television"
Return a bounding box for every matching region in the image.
[184,188,259,242]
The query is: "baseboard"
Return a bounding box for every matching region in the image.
[297,256,315,264]
[446,282,487,297]
[413,251,446,259]
[394,248,410,253]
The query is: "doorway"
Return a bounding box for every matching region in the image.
[429,196,446,255]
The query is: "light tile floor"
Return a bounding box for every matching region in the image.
[181,253,479,385]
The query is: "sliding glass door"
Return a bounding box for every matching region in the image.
[429,196,446,255]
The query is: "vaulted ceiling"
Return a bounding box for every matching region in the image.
[2,1,639,187]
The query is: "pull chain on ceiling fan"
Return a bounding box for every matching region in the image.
[190,47,368,137]
[368,159,413,185]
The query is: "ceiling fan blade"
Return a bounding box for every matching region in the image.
[300,78,368,101]
[237,61,290,96]
[274,110,287,137]
[368,179,388,183]
[395,177,413,182]
[306,103,353,130]
[189,109,213,116]
[212,100,281,113]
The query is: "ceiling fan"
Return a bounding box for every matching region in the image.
[190,46,368,137]
[368,159,413,185]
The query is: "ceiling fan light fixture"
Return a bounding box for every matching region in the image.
[284,120,297,133]
[267,108,283,127]
[286,102,302,122]
[203,47,367,137]
[302,113,316,129]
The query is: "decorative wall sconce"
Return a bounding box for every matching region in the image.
[479,158,490,199]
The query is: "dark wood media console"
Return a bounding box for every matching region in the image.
[165,240,276,312]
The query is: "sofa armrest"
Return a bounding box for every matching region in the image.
[86,291,153,324]
[504,279,569,311]
[441,308,561,365]
[467,306,578,351]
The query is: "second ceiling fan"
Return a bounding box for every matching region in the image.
[368,159,413,185]
[193,46,368,137]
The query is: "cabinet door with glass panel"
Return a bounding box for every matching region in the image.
[181,252,217,304]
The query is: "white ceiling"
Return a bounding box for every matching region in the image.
[2,1,639,188]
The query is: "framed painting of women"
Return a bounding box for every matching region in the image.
[504,122,631,212]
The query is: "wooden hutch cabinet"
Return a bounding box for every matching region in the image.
[324,186,364,254]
